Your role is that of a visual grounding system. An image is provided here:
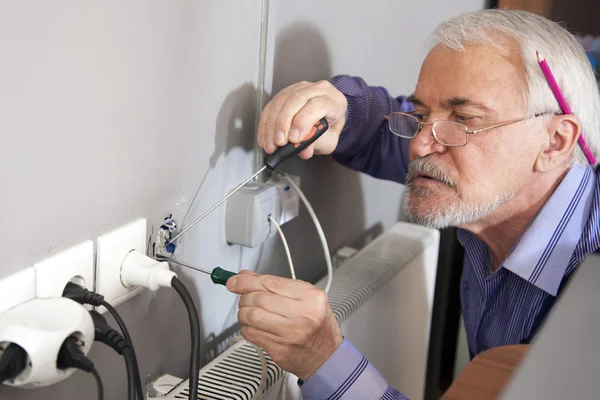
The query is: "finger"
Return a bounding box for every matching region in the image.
[257,101,272,149]
[262,83,311,154]
[241,324,283,349]
[290,96,339,143]
[238,270,257,275]
[238,291,298,318]
[237,307,291,337]
[298,146,315,160]
[227,273,313,299]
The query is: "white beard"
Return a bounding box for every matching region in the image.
[402,186,514,229]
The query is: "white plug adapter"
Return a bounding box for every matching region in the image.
[0,298,94,388]
[121,250,176,290]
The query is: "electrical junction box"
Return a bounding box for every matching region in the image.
[225,182,281,247]
[267,174,301,225]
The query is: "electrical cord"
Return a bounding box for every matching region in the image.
[89,310,137,400]
[268,215,296,400]
[62,282,143,400]
[280,172,333,293]
[171,277,200,400]
[91,368,105,400]
[99,300,143,400]
[0,343,28,384]
[56,336,103,400]
[227,335,268,400]
[268,215,295,280]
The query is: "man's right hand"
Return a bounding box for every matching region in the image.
[258,80,348,160]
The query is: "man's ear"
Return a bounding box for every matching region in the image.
[534,115,580,172]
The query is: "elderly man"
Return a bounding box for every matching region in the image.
[226,9,600,399]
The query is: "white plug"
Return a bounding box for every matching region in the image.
[0,298,94,388]
[120,250,177,290]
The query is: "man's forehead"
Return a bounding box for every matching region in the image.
[413,43,526,112]
[407,94,492,112]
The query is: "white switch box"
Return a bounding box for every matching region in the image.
[225,182,281,247]
[267,174,301,225]
[96,219,146,310]
[0,268,36,314]
[34,241,94,299]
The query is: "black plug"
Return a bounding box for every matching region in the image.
[62,282,104,307]
[0,343,28,384]
[57,336,94,373]
[89,311,129,355]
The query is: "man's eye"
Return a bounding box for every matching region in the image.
[413,113,428,122]
[454,114,476,123]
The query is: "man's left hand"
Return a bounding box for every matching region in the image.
[226,271,343,381]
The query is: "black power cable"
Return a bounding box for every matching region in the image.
[63,282,143,399]
[90,310,137,400]
[0,343,28,384]
[91,368,105,400]
[56,336,103,400]
[171,277,200,400]
[98,299,143,400]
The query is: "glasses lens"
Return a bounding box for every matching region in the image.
[388,113,419,138]
[433,121,468,146]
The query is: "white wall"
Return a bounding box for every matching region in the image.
[0,2,263,399]
[0,1,482,399]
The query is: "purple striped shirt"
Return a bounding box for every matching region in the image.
[300,75,600,399]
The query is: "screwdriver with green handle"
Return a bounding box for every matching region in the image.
[160,257,237,285]
[164,118,330,284]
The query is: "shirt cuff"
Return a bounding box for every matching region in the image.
[301,338,389,400]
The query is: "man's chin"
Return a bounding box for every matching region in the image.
[404,211,454,229]
[402,193,462,229]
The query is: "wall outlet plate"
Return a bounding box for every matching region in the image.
[225,182,281,247]
[267,174,300,226]
[34,240,95,301]
[0,267,36,314]
[96,218,146,311]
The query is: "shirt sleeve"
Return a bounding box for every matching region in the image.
[329,75,413,184]
[301,338,409,400]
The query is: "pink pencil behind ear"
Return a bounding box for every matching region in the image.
[536,51,596,165]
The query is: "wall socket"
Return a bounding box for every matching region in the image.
[225,182,281,247]
[34,240,95,301]
[267,173,300,225]
[224,175,301,248]
[96,218,147,311]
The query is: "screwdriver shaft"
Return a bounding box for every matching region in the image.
[162,257,212,275]
[169,166,267,243]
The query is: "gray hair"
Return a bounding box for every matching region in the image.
[432,9,600,166]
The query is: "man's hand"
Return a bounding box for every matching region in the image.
[258,80,348,160]
[226,271,343,381]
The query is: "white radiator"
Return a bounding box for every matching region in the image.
[149,222,439,400]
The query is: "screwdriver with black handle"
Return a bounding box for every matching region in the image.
[165,118,330,284]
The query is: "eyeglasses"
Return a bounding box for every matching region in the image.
[384,112,551,147]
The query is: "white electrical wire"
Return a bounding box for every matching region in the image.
[268,215,296,280]
[280,172,333,294]
[267,215,296,400]
[227,335,268,400]
[252,343,268,400]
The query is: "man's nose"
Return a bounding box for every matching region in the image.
[409,123,447,159]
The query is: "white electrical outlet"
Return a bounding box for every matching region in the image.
[267,174,300,225]
[225,182,281,247]
[0,267,36,314]
[96,218,146,310]
[34,241,95,300]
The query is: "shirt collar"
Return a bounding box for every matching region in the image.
[458,165,595,296]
